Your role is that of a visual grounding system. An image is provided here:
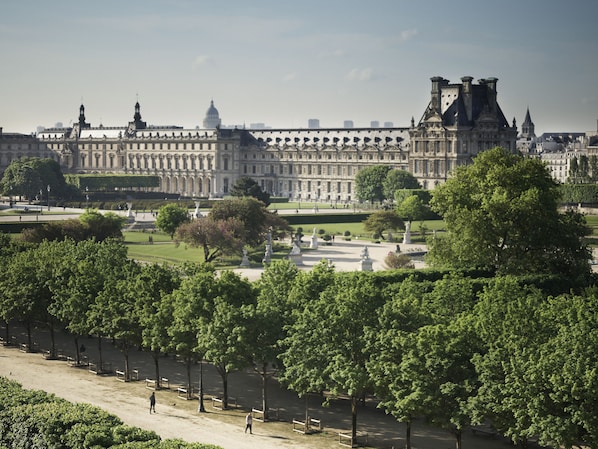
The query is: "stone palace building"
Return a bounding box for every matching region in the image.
[2,76,517,201]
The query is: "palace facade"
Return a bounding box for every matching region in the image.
[3,76,518,201]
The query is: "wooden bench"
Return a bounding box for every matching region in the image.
[293,416,322,434]
[115,370,126,381]
[177,387,194,400]
[211,396,236,410]
[338,431,368,447]
[146,377,169,390]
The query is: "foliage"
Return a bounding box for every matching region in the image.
[0,157,67,200]
[0,377,221,449]
[362,210,404,240]
[66,174,160,191]
[428,147,591,282]
[209,196,290,245]
[396,195,428,224]
[558,183,598,204]
[155,203,191,238]
[383,169,421,199]
[355,165,392,203]
[176,217,245,263]
[384,252,414,269]
[229,176,271,206]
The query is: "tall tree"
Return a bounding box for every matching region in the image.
[428,147,591,281]
[196,270,256,410]
[355,165,392,204]
[167,265,217,400]
[250,260,299,418]
[281,271,385,442]
[155,203,190,239]
[229,176,271,206]
[0,157,66,201]
[383,169,421,200]
[136,263,180,389]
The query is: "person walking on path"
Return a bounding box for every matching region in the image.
[149,392,156,414]
[244,412,252,434]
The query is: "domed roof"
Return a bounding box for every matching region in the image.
[206,100,219,118]
[203,100,222,129]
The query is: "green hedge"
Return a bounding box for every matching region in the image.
[558,184,598,205]
[283,213,370,225]
[66,175,160,191]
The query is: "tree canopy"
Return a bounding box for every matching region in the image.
[383,169,421,199]
[229,176,271,206]
[0,157,67,201]
[427,147,591,281]
[355,165,392,203]
[155,203,190,238]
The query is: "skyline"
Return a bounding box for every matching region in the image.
[1,0,597,136]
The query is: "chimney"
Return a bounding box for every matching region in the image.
[484,77,498,113]
[430,76,446,112]
[461,76,474,121]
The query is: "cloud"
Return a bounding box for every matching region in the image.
[399,28,418,42]
[346,68,374,82]
[192,56,212,70]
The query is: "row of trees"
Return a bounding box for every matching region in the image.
[1,232,596,449]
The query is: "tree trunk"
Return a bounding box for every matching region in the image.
[260,362,269,420]
[124,346,130,381]
[74,336,80,363]
[26,321,32,351]
[97,335,104,372]
[49,322,56,357]
[351,395,358,442]
[152,351,161,388]
[222,370,229,409]
[455,428,462,449]
[405,420,412,449]
[185,357,192,400]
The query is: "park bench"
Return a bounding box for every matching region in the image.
[338,431,368,448]
[115,370,126,381]
[211,396,236,410]
[177,386,194,400]
[292,416,322,434]
[146,377,170,390]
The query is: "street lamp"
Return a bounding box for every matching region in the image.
[85,186,89,209]
[47,185,51,211]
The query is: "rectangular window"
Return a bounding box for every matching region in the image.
[347,182,352,194]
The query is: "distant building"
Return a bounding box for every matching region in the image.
[516,108,537,154]
[408,76,517,188]
[4,75,517,198]
[202,100,221,129]
[343,120,354,129]
[307,119,320,129]
[384,122,394,128]
[370,121,379,128]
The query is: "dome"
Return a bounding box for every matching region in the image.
[203,100,222,129]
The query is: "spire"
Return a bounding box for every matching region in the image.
[131,99,146,130]
[521,107,535,138]
[78,104,90,129]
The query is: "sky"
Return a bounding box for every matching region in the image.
[1,0,597,135]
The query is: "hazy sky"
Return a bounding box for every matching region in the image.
[1,0,597,135]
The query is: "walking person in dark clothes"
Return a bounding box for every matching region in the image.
[149,392,156,413]
[245,412,252,434]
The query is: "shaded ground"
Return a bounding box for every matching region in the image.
[0,324,517,449]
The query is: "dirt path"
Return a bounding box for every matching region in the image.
[0,345,321,449]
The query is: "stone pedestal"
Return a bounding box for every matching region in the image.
[239,249,250,268]
[403,221,412,244]
[309,228,318,249]
[359,245,373,271]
